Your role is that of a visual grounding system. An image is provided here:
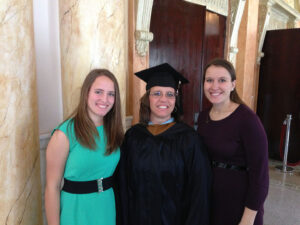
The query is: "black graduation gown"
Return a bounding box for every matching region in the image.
[119,122,211,225]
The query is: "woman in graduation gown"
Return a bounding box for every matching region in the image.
[119,63,211,225]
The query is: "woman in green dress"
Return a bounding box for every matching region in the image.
[45,69,124,225]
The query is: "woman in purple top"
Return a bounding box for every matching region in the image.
[197,58,269,225]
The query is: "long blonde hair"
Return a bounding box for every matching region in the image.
[68,69,124,154]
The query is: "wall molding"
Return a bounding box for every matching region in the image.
[184,0,228,16]
[135,0,154,56]
[228,0,246,65]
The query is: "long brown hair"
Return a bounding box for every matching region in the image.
[139,90,181,125]
[204,58,244,104]
[67,69,124,154]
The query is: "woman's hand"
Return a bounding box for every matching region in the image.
[238,207,257,225]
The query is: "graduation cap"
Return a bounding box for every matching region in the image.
[135,63,189,90]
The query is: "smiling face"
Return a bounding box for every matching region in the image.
[204,65,236,107]
[87,75,115,126]
[149,86,176,124]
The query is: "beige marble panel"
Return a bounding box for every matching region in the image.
[0,0,42,225]
[59,0,127,120]
[236,0,259,110]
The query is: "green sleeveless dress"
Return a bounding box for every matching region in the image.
[54,119,120,225]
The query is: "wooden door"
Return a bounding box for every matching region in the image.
[150,0,226,127]
[257,29,300,163]
[202,10,226,111]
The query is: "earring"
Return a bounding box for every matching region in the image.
[173,106,177,113]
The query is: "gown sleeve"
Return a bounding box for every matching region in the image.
[182,132,212,225]
[241,112,269,210]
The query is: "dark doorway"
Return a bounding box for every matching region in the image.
[257,28,300,164]
[149,0,226,127]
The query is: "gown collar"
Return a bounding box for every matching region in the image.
[148,117,174,125]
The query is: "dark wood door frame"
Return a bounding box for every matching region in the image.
[149,0,226,127]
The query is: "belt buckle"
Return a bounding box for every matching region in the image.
[97,178,103,193]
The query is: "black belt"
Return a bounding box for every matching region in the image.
[62,176,113,194]
[212,161,248,171]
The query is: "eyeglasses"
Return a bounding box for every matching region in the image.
[149,91,177,99]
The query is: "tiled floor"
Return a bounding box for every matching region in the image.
[39,149,300,225]
[264,160,300,225]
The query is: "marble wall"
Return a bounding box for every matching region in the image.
[0,0,42,224]
[59,0,127,119]
[236,0,260,110]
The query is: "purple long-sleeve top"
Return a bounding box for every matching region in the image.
[197,104,269,225]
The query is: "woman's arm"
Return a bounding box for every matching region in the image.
[45,130,69,225]
[239,207,257,225]
[183,133,212,225]
[240,110,269,223]
[117,136,129,225]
